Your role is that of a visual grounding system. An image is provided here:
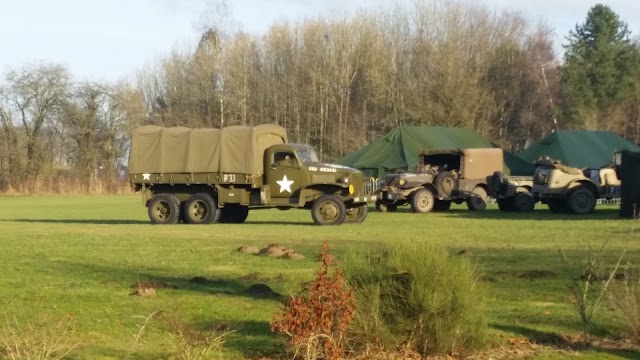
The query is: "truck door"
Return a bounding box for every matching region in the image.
[267,150,304,202]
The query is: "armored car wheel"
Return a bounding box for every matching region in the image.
[512,192,536,212]
[410,188,435,213]
[345,204,368,223]
[183,193,220,224]
[567,187,596,215]
[220,205,249,223]
[312,194,347,225]
[147,193,181,225]
[466,186,488,211]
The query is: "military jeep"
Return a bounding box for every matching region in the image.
[531,156,621,214]
[487,172,536,212]
[375,148,503,213]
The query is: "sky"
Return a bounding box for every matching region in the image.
[0,0,638,83]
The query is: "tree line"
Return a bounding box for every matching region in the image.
[1,2,638,193]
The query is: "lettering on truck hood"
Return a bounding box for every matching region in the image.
[307,164,358,173]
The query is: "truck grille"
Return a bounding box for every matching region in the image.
[312,174,336,184]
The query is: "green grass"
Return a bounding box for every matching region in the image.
[0,195,639,359]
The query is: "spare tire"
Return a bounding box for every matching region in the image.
[434,171,457,197]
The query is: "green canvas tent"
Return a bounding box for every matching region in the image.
[516,130,640,169]
[336,126,534,179]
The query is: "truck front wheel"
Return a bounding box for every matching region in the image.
[147,193,181,225]
[345,204,368,223]
[312,195,347,225]
[410,188,435,213]
[183,193,220,224]
[375,200,396,213]
[567,187,596,215]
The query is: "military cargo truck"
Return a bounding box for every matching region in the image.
[374,148,503,213]
[128,124,375,226]
[531,156,620,214]
[486,172,536,212]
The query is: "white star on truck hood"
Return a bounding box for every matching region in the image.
[142,173,150,180]
[277,175,294,193]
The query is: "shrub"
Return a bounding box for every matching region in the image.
[0,315,79,360]
[610,266,640,343]
[342,241,487,357]
[271,241,355,359]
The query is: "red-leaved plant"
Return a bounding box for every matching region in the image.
[271,241,355,359]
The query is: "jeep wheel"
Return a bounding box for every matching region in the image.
[435,171,456,197]
[466,186,488,211]
[496,198,513,211]
[567,187,596,215]
[345,204,368,223]
[410,188,435,213]
[220,205,249,223]
[375,200,397,213]
[547,200,566,213]
[183,193,220,224]
[147,193,180,225]
[433,199,451,211]
[512,192,536,212]
[312,194,347,225]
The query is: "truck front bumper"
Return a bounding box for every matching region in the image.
[352,194,378,203]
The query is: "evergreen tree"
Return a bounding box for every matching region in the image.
[561,4,640,129]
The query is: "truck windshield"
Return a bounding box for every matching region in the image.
[297,147,320,163]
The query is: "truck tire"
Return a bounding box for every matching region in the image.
[183,193,220,224]
[312,194,347,225]
[434,171,456,197]
[147,193,180,225]
[375,200,397,213]
[410,188,435,213]
[497,198,514,211]
[466,186,487,211]
[512,192,536,212]
[433,199,451,211]
[345,204,368,223]
[547,200,566,213]
[567,187,596,215]
[220,205,249,223]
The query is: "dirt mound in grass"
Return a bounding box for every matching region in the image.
[518,270,556,280]
[258,244,290,257]
[244,283,281,298]
[237,245,260,255]
[130,280,177,289]
[130,288,157,297]
[239,272,263,282]
[282,252,305,260]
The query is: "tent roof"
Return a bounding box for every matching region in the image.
[336,126,534,176]
[516,130,640,169]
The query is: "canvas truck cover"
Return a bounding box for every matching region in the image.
[128,124,287,175]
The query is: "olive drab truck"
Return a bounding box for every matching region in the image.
[128,124,375,226]
[486,172,536,212]
[374,148,503,213]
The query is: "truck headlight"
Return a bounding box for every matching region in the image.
[399,179,406,185]
[338,176,349,184]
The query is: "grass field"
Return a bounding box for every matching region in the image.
[1,195,640,359]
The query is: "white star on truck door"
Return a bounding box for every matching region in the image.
[277,175,294,193]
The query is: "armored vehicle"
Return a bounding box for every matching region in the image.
[375,148,503,213]
[487,172,536,212]
[531,156,621,214]
[128,124,375,226]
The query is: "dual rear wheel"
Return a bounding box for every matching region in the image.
[148,193,230,225]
